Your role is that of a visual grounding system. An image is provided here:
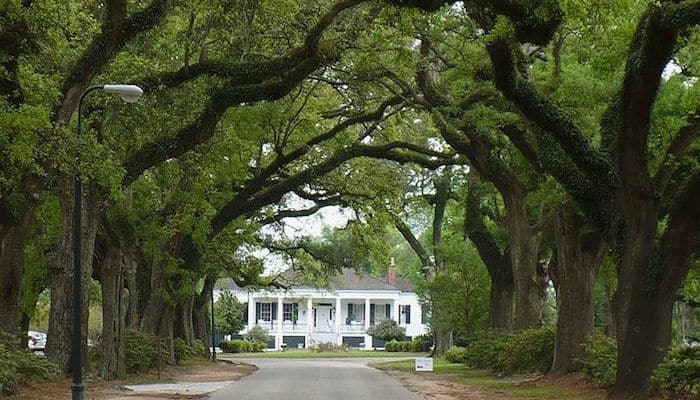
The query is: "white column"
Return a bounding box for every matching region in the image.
[306,297,313,348]
[364,298,371,329]
[306,298,313,333]
[335,297,342,344]
[247,293,256,331]
[277,296,283,349]
[393,298,400,323]
[364,298,371,349]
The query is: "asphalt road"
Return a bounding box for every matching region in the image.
[208,358,420,400]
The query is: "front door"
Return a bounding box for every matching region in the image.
[315,306,332,332]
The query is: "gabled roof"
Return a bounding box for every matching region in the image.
[280,267,416,292]
[216,267,417,293]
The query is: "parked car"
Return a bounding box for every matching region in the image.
[27,331,46,351]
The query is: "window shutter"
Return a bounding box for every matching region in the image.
[243,303,249,322]
[293,303,298,321]
[370,304,375,325]
[347,303,353,320]
[256,302,261,322]
[272,302,277,321]
[385,304,391,319]
[405,305,411,324]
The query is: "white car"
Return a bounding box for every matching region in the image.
[27,331,46,351]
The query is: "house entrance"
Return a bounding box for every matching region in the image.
[315,305,332,332]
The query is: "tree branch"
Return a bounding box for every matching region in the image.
[394,217,434,275]
[658,169,700,294]
[465,171,509,276]
[654,106,700,197]
[616,2,700,202]
[122,0,365,185]
[210,141,460,237]
[54,0,171,123]
[122,57,323,184]
[485,37,613,185]
[258,196,344,225]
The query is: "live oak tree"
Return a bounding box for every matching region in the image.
[387,0,699,396]
[1,0,370,371]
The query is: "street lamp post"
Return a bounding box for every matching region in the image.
[72,84,143,400]
[211,282,216,361]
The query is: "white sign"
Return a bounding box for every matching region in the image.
[415,357,433,372]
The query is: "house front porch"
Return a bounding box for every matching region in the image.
[244,293,404,350]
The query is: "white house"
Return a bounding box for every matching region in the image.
[221,261,428,350]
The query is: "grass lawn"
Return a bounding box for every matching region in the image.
[220,350,428,358]
[373,359,603,400]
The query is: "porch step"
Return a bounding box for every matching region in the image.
[309,333,338,345]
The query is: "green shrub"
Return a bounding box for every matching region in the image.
[311,342,349,352]
[125,330,163,373]
[245,325,269,343]
[652,346,699,398]
[220,339,265,353]
[385,340,417,352]
[465,335,511,370]
[495,327,554,375]
[219,340,232,353]
[174,338,206,362]
[444,346,469,364]
[230,339,250,353]
[250,340,266,352]
[366,320,406,341]
[192,339,206,357]
[0,332,59,395]
[412,334,433,352]
[578,333,617,387]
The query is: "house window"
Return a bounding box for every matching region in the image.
[283,303,298,322]
[420,302,430,324]
[400,305,411,324]
[260,303,271,322]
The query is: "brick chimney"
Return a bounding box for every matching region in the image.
[387,257,397,285]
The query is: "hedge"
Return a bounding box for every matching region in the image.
[174,338,206,362]
[219,339,265,353]
[457,328,555,375]
[577,333,617,387]
[0,332,59,395]
[385,338,429,352]
[651,346,699,398]
[444,346,469,364]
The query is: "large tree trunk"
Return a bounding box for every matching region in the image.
[159,305,176,365]
[139,258,168,335]
[609,176,698,397]
[610,233,676,398]
[432,328,453,356]
[98,240,127,380]
[46,182,100,372]
[610,289,674,399]
[503,190,543,330]
[193,277,214,359]
[489,270,514,332]
[0,208,35,338]
[123,242,140,330]
[465,173,514,333]
[174,295,195,344]
[550,209,605,376]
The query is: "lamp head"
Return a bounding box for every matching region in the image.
[103,84,143,103]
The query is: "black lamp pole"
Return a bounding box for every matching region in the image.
[72,83,142,399]
[211,282,216,361]
[72,85,103,400]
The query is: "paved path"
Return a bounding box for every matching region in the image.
[208,358,420,400]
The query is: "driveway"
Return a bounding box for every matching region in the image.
[208,358,420,400]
